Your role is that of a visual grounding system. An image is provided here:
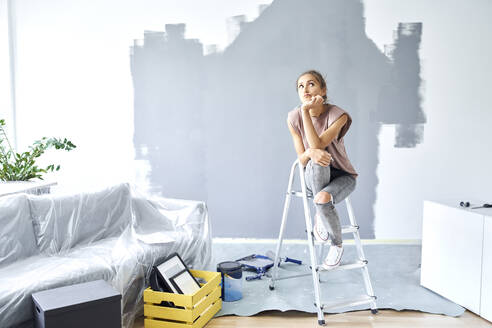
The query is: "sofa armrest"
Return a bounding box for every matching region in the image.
[131,192,212,269]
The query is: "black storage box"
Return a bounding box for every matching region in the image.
[32,280,122,328]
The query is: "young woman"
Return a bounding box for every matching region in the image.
[287,70,358,270]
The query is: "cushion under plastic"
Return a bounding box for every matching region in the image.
[0,194,38,267]
[29,183,132,254]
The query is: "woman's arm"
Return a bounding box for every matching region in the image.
[318,114,348,147]
[287,118,332,167]
[287,118,311,167]
[302,108,348,150]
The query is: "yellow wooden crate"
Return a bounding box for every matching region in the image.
[144,269,222,328]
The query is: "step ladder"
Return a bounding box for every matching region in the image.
[269,159,378,325]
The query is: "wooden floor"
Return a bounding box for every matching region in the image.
[133,309,492,327]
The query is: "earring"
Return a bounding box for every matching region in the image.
[460,201,470,208]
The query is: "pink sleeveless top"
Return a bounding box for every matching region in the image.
[287,104,358,178]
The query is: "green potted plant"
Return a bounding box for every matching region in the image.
[0,119,76,181]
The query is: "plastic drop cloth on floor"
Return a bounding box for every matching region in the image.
[0,183,212,328]
[207,241,465,318]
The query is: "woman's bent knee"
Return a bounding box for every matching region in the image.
[314,191,332,204]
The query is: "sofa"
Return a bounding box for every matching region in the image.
[0,183,212,328]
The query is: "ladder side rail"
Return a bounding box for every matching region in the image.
[345,197,367,261]
[299,159,325,323]
[270,159,299,288]
[345,197,377,306]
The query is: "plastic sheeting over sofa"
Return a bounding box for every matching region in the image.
[0,183,212,328]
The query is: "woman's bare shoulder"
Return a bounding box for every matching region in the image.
[327,103,345,112]
[287,105,301,115]
[287,106,301,121]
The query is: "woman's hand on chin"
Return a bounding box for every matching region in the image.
[302,95,324,112]
[309,149,332,167]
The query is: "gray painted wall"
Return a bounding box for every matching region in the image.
[131,0,423,238]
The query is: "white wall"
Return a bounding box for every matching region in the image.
[365,0,492,239]
[0,0,13,134]
[7,0,271,192]
[3,0,491,239]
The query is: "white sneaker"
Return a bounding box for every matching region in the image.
[321,245,343,270]
[313,213,330,243]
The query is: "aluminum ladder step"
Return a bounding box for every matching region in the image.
[312,225,359,241]
[290,190,312,198]
[321,295,376,311]
[341,224,359,234]
[275,260,368,282]
[317,260,367,272]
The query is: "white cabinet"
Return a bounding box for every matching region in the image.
[421,200,492,322]
[482,217,492,322]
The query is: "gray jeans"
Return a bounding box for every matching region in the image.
[304,160,356,245]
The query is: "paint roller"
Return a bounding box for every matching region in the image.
[266,250,302,266]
